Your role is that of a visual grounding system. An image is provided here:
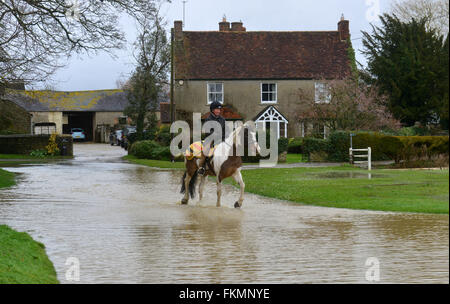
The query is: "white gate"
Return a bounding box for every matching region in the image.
[349,147,372,170]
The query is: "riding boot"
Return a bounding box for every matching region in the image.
[197,157,209,176]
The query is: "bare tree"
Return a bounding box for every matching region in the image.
[124,11,170,140]
[297,78,401,132]
[0,0,165,92]
[390,0,449,36]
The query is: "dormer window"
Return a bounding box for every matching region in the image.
[207,83,223,104]
[261,83,277,103]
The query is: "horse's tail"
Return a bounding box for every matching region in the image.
[180,171,198,198]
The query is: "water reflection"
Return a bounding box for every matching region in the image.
[0,144,448,283]
[308,172,385,179]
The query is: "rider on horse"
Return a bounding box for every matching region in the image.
[197,101,226,176]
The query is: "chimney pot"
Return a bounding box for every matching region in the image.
[338,18,349,41]
[219,20,230,31]
[174,20,183,40]
[231,21,245,32]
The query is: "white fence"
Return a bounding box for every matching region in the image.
[349,147,372,170]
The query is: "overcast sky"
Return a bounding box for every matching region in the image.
[44,0,395,91]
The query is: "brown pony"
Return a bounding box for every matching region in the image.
[180,123,260,208]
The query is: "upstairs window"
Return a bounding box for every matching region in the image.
[315,82,331,103]
[261,83,277,103]
[207,83,223,104]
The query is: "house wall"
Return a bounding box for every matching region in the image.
[0,99,31,134]
[174,79,315,137]
[30,112,63,134]
[0,134,73,155]
[94,111,161,126]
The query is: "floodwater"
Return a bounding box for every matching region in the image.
[0,144,448,284]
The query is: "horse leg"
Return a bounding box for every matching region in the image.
[232,169,245,208]
[216,178,222,207]
[182,172,192,204]
[199,175,206,201]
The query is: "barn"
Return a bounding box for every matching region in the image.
[3,89,168,142]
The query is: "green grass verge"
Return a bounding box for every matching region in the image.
[0,154,73,160]
[123,154,299,169]
[0,225,59,284]
[229,166,449,214]
[285,153,306,164]
[0,168,15,189]
[123,155,185,169]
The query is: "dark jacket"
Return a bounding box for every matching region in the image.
[204,112,226,143]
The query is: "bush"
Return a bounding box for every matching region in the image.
[155,125,171,146]
[397,136,449,163]
[242,130,290,163]
[327,131,350,162]
[45,133,60,156]
[302,130,448,164]
[278,137,289,154]
[352,132,403,162]
[30,149,47,158]
[303,137,329,161]
[129,140,171,160]
[288,137,304,154]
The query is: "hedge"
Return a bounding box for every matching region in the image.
[302,131,449,163]
[128,140,171,160]
[288,137,304,154]
[242,130,289,163]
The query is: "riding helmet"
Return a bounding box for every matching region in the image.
[210,101,223,112]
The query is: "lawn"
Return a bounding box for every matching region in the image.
[285,153,306,164]
[0,168,15,188]
[0,225,59,284]
[233,166,449,214]
[0,169,58,284]
[123,155,185,169]
[124,153,307,169]
[0,153,73,160]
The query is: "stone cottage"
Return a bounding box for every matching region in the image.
[172,16,352,138]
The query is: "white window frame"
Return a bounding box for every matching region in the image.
[315,82,331,104]
[254,106,288,139]
[207,82,224,104]
[261,83,277,104]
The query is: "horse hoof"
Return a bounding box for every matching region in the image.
[234,202,241,208]
[181,199,188,205]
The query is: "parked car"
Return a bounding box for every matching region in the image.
[110,130,123,146]
[71,128,86,141]
[121,126,136,150]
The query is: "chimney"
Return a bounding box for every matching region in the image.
[174,20,183,40]
[231,21,245,32]
[338,14,350,41]
[219,15,230,31]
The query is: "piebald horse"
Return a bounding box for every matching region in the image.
[180,122,260,208]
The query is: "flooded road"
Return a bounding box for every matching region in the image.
[1,144,448,283]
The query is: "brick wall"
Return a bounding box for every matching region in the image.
[0,134,73,156]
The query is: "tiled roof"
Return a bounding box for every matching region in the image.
[174,30,351,80]
[4,89,169,112]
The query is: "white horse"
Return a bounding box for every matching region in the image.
[180,122,260,208]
